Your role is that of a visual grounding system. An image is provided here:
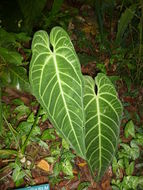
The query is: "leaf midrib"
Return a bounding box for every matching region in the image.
[53,53,84,158]
[96,95,101,179]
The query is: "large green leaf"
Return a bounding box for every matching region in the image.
[84,73,123,180]
[29,27,85,158]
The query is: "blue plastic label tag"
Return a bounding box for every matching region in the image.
[16,184,50,190]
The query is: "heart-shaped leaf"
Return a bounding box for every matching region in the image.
[29,27,85,158]
[84,73,123,180]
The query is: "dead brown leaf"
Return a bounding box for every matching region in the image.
[37,159,50,172]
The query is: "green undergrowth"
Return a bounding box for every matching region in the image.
[0,97,76,188]
[111,107,143,190]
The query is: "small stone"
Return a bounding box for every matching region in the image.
[20,157,26,163]
[27,160,31,166]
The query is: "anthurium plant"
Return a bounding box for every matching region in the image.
[29,26,123,181]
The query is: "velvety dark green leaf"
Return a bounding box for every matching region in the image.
[29,27,85,158]
[84,73,123,180]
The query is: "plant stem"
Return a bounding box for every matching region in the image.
[21,105,42,154]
